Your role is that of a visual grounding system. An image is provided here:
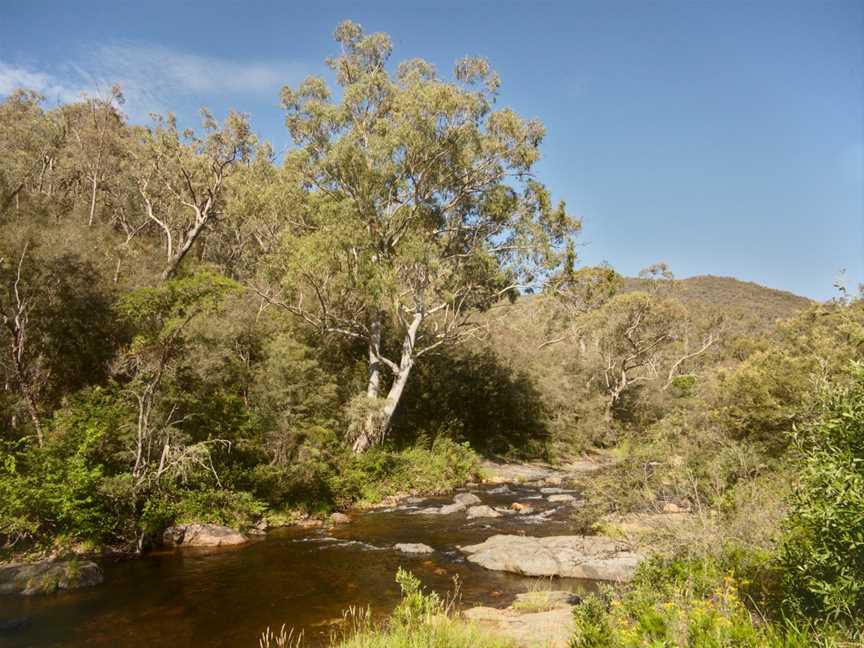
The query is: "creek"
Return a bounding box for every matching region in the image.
[2,482,598,647]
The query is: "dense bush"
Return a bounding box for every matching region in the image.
[780,364,864,626]
[328,436,482,507]
[570,555,823,648]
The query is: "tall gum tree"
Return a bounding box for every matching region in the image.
[261,21,579,452]
[130,110,256,281]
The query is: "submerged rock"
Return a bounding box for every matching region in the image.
[0,560,103,596]
[410,506,443,515]
[394,543,435,554]
[453,492,482,506]
[466,505,502,520]
[163,523,248,547]
[460,534,643,582]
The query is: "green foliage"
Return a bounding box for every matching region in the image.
[395,347,550,458]
[173,488,267,530]
[328,436,482,507]
[0,426,123,548]
[780,364,864,626]
[391,568,443,627]
[332,569,512,648]
[570,556,826,648]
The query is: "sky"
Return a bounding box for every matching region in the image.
[1,0,862,300]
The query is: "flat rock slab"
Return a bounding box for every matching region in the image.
[394,543,434,554]
[463,605,574,647]
[0,560,103,596]
[163,523,248,547]
[460,534,643,582]
[466,505,502,520]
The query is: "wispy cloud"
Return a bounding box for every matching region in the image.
[0,61,89,103]
[0,43,309,119]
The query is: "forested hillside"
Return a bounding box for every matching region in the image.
[1,20,862,648]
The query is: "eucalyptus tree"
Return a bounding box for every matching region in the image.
[262,21,578,452]
[59,85,128,226]
[130,109,256,280]
[0,90,63,217]
[577,270,721,422]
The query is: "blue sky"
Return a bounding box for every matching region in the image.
[2,1,862,300]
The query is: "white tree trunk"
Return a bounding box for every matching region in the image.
[352,314,421,453]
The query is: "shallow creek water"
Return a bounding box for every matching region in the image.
[2,483,599,647]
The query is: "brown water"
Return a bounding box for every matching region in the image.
[1,484,598,647]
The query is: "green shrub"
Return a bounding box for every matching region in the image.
[780,364,864,626]
[0,413,130,549]
[570,556,823,648]
[328,437,481,507]
[330,569,512,648]
[174,488,267,530]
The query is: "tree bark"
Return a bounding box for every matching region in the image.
[88,174,98,226]
[160,214,208,281]
[352,314,421,453]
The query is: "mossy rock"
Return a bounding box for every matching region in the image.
[0,559,103,596]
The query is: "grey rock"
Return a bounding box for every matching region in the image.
[488,485,512,495]
[0,560,103,596]
[329,512,351,525]
[547,494,577,504]
[459,534,643,582]
[453,492,482,506]
[466,505,502,520]
[163,523,248,547]
[439,502,467,514]
[540,487,567,494]
[394,543,435,554]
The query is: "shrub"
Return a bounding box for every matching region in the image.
[328,437,482,507]
[570,556,822,648]
[331,569,512,648]
[780,364,864,626]
[173,488,267,530]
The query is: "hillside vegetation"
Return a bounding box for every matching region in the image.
[1,20,862,647]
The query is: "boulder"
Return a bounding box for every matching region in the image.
[463,605,574,647]
[0,560,103,596]
[540,487,567,494]
[459,534,643,582]
[466,505,502,520]
[488,485,512,495]
[439,502,467,514]
[329,512,351,525]
[453,492,482,506]
[547,494,577,504]
[394,543,435,554]
[163,523,248,547]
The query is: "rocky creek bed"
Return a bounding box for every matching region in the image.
[0,462,639,648]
